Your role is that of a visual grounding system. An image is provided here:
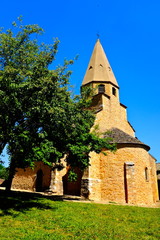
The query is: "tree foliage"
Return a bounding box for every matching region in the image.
[0,163,9,180]
[0,18,116,190]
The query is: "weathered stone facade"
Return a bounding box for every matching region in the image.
[12,39,159,206]
[156,163,160,200]
[81,146,158,206]
[12,161,51,191]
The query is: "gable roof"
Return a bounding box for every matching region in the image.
[82,39,119,88]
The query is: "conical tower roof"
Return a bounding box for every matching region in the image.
[82,39,119,88]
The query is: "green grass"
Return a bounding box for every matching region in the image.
[0,190,159,240]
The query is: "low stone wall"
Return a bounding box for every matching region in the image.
[12,162,51,191]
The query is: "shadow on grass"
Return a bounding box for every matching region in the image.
[0,189,62,216]
[0,189,83,217]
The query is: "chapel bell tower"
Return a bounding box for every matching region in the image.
[82,39,120,101]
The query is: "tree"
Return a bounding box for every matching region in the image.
[0,19,116,191]
[0,163,9,180]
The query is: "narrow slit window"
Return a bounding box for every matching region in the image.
[98,84,105,93]
[145,167,149,181]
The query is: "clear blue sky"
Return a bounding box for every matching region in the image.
[1,0,160,166]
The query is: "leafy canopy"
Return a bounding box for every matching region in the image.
[0,18,116,184]
[0,163,9,180]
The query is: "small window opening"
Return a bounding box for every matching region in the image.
[112,87,116,96]
[98,84,105,93]
[145,167,149,181]
[89,66,93,70]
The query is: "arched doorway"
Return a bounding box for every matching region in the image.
[63,168,83,196]
[35,169,43,192]
[158,180,160,200]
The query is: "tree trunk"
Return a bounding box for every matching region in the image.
[5,159,16,191]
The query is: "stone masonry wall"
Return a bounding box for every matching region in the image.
[149,155,159,202]
[87,151,102,201]
[12,162,51,191]
[50,164,67,195]
[93,94,134,137]
[88,145,158,206]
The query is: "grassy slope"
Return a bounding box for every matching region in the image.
[0,190,159,240]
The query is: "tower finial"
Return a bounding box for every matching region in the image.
[96,32,100,40]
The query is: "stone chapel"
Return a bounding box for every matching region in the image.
[12,39,159,206]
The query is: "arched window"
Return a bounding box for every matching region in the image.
[98,84,105,93]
